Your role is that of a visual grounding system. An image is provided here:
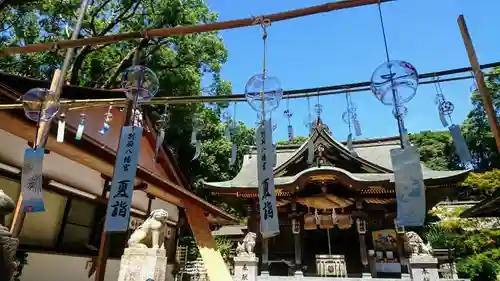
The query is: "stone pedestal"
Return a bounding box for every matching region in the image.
[234,256,258,281]
[117,248,167,281]
[409,255,439,281]
[0,236,19,281]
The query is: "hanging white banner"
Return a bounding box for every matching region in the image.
[105,126,143,232]
[256,119,280,238]
[449,124,472,164]
[21,148,45,212]
[390,145,426,227]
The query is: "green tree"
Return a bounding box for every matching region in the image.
[409,131,462,170]
[461,67,500,170]
[276,136,308,146]
[460,169,500,196]
[426,206,500,281]
[0,0,254,217]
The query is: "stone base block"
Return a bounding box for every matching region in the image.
[0,236,19,281]
[117,248,167,281]
[409,255,439,281]
[294,270,304,277]
[234,256,259,281]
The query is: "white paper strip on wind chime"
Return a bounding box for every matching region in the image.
[21,148,45,212]
[346,133,358,157]
[390,145,426,227]
[353,119,362,136]
[105,126,143,232]
[439,110,449,128]
[153,128,165,161]
[56,115,66,143]
[307,138,314,165]
[230,143,237,166]
[256,119,280,238]
[449,124,472,164]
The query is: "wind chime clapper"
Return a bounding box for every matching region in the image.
[245,17,281,239]
[434,76,472,166]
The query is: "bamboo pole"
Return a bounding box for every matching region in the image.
[2,62,500,111]
[458,15,500,152]
[0,0,392,56]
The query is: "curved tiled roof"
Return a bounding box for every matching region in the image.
[203,122,469,190]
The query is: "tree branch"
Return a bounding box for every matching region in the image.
[97,0,141,36]
[101,39,148,88]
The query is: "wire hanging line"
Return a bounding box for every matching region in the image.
[0,61,499,110]
[0,0,392,56]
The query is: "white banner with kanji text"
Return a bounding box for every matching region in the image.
[256,119,280,238]
[105,126,143,232]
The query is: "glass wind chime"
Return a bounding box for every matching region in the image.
[370,2,425,227]
[244,17,281,239]
[342,93,362,156]
[434,76,472,165]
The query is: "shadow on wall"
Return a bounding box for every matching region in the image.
[18,252,175,281]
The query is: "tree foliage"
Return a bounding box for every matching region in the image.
[426,206,500,281]
[276,136,309,146]
[409,131,462,171]
[460,169,500,196]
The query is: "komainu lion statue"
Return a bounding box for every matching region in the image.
[236,232,257,257]
[127,209,169,249]
[404,231,432,256]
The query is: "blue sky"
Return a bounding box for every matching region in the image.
[203,0,500,142]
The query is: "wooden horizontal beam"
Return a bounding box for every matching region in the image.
[0,0,392,56]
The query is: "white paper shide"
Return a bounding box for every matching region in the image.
[256,119,280,238]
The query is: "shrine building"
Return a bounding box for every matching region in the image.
[0,72,236,281]
[203,118,470,278]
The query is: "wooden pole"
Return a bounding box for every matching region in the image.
[0,0,392,56]
[458,15,500,152]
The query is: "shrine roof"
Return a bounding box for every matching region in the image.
[0,71,237,222]
[203,122,469,190]
[203,166,469,190]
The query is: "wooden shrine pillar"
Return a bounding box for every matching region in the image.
[261,239,270,275]
[394,220,409,274]
[291,199,302,274]
[356,218,368,267]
